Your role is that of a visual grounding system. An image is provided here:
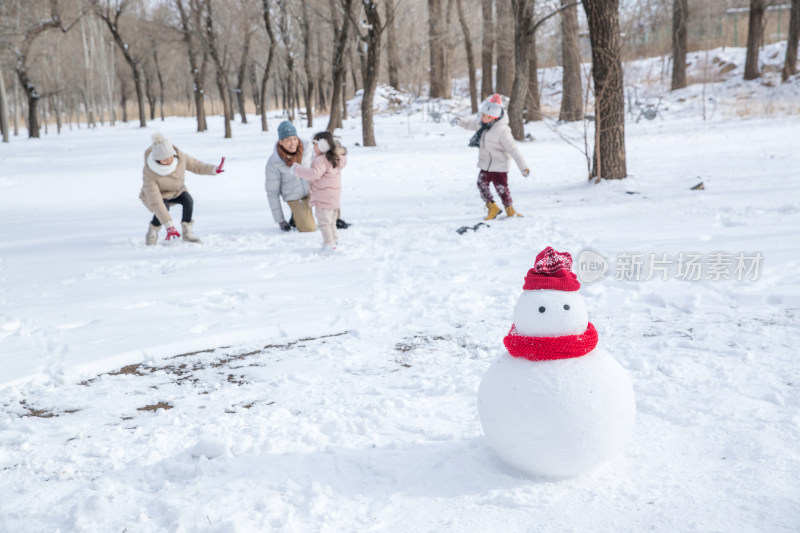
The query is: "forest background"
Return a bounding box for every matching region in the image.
[1,0,798,162]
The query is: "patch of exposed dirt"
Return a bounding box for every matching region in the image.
[136,402,173,412]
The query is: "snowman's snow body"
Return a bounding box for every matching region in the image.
[477,248,636,479]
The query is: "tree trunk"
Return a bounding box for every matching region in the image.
[341,61,349,121]
[236,30,252,124]
[443,0,455,98]
[495,0,515,95]
[53,94,62,134]
[783,0,800,81]
[744,0,766,80]
[196,55,208,132]
[316,31,328,113]
[80,17,96,128]
[456,0,478,113]
[526,32,540,122]
[582,0,627,180]
[249,62,261,116]
[81,89,93,128]
[671,0,688,90]
[327,0,354,132]
[260,0,277,131]
[15,66,41,138]
[351,45,362,93]
[385,0,401,89]
[0,73,8,143]
[43,96,49,135]
[120,79,129,123]
[201,0,232,137]
[145,68,156,121]
[99,20,116,126]
[216,71,232,138]
[295,83,302,120]
[133,70,147,127]
[559,0,583,121]
[26,93,40,139]
[508,0,533,140]
[481,0,494,99]
[428,0,449,98]
[301,0,314,127]
[12,77,19,136]
[154,51,166,121]
[175,0,207,131]
[360,0,382,147]
[68,96,76,130]
[97,10,147,128]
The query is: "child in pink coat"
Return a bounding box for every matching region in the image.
[292,131,348,254]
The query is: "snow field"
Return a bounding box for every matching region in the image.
[1,73,799,531]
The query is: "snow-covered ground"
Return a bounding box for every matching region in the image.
[1,47,799,531]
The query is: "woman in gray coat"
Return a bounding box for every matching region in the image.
[265,121,316,232]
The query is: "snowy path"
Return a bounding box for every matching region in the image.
[1,111,798,531]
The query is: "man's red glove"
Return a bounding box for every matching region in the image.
[216,157,225,174]
[165,224,181,240]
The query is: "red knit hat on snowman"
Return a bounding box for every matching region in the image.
[522,246,582,292]
[504,247,598,361]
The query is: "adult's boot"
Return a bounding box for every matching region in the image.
[182,220,202,243]
[146,223,160,245]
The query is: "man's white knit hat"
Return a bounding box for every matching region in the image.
[151,133,176,161]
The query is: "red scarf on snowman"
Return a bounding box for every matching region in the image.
[504,247,598,361]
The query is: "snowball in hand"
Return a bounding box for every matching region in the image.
[477,247,636,478]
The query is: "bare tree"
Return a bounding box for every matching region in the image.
[495,0,514,95]
[96,0,148,128]
[783,0,799,81]
[175,0,208,132]
[456,0,478,113]
[199,0,233,138]
[526,30,540,122]
[300,0,314,127]
[509,1,579,138]
[275,0,296,121]
[327,0,354,132]
[8,0,89,138]
[481,0,494,99]
[671,0,688,90]
[744,0,766,80]
[315,29,328,113]
[234,13,255,125]
[582,0,627,180]
[260,0,277,131]
[144,62,157,120]
[428,0,450,98]
[153,49,166,121]
[508,0,535,140]
[559,0,582,121]
[385,0,400,88]
[0,72,8,142]
[351,0,384,146]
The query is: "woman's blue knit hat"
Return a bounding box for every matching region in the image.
[278,121,297,140]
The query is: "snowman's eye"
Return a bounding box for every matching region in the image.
[563,304,570,310]
[538,306,546,313]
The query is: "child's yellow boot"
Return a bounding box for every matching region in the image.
[484,202,501,220]
[505,205,522,217]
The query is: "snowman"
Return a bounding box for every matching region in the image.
[477,246,636,478]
